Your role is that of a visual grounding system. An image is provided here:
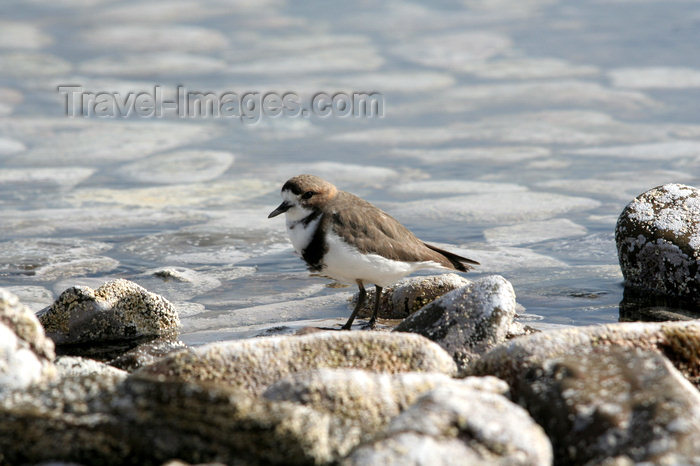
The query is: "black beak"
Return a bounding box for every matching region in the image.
[268,201,292,218]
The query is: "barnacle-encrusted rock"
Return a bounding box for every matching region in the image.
[520,347,700,465]
[264,368,506,437]
[394,275,516,371]
[355,273,471,319]
[343,385,552,466]
[138,331,457,396]
[616,183,700,299]
[38,279,179,345]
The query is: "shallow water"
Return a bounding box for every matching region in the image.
[1,0,699,345]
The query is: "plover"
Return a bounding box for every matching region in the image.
[268,174,479,329]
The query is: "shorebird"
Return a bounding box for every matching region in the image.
[268,174,479,329]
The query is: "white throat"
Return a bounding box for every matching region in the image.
[281,191,322,254]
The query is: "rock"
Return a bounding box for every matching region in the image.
[38,279,180,345]
[0,289,55,390]
[55,356,128,379]
[0,288,55,360]
[394,275,516,371]
[264,368,507,437]
[108,336,186,372]
[619,286,700,322]
[138,331,457,396]
[118,375,360,464]
[519,347,700,464]
[343,385,552,466]
[0,322,50,392]
[354,273,471,319]
[615,183,700,300]
[468,320,700,390]
[0,370,358,465]
[0,365,128,465]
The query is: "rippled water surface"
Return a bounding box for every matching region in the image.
[1,0,700,345]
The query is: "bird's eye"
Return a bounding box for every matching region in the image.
[301,191,314,200]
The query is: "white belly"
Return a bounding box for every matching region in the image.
[322,231,444,287]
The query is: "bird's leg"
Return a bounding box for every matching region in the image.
[367,285,382,329]
[342,280,366,330]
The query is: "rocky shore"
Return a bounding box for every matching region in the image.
[2,183,700,465]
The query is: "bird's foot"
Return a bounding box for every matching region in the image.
[361,319,377,330]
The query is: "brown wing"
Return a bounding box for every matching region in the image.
[323,191,473,269]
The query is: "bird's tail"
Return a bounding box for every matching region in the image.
[424,243,480,272]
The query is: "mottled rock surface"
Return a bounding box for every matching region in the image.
[55,356,128,379]
[0,288,54,360]
[394,275,516,371]
[344,385,552,466]
[0,289,55,390]
[616,183,700,299]
[38,279,179,345]
[520,347,700,465]
[139,331,457,396]
[469,320,700,390]
[355,273,471,319]
[264,368,506,437]
[0,369,357,465]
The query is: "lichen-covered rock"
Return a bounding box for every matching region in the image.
[264,369,507,437]
[55,356,128,379]
[0,369,358,465]
[0,289,55,390]
[394,275,516,371]
[616,183,700,299]
[108,336,186,372]
[355,273,471,319]
[343,385,552,466]
[468,320,700,390]
[0,367,128,465]
[519,347,700,465]
[0,322,50,391]
[0,288,55,360]
[138,331,457,396]
[38,279,180,345]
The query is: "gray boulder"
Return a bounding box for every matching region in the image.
[264,368,507,438]
[616,183,700,299]
[0,289,56,391]
[344,385,552,466]
[138,331,457,396]
[38,279,180,345]
[0,366,358,464]
[55,356,128,379]
[468,320,700,391]
[394,275,517,371]
[0,288,54,360]
[355,273,471,319]
[520,347,700,465]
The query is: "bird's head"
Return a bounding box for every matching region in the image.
[268,174,338,220]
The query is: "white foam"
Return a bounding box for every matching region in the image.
[0,21,51,49]
[610,67,700,89]
[386,191,600,224]
[78,24,228,52]
[118,150,234,184]
[484,219,587,246]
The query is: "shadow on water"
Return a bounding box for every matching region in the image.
[619,286,700,323]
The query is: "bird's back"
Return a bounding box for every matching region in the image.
[321,190,470,270]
